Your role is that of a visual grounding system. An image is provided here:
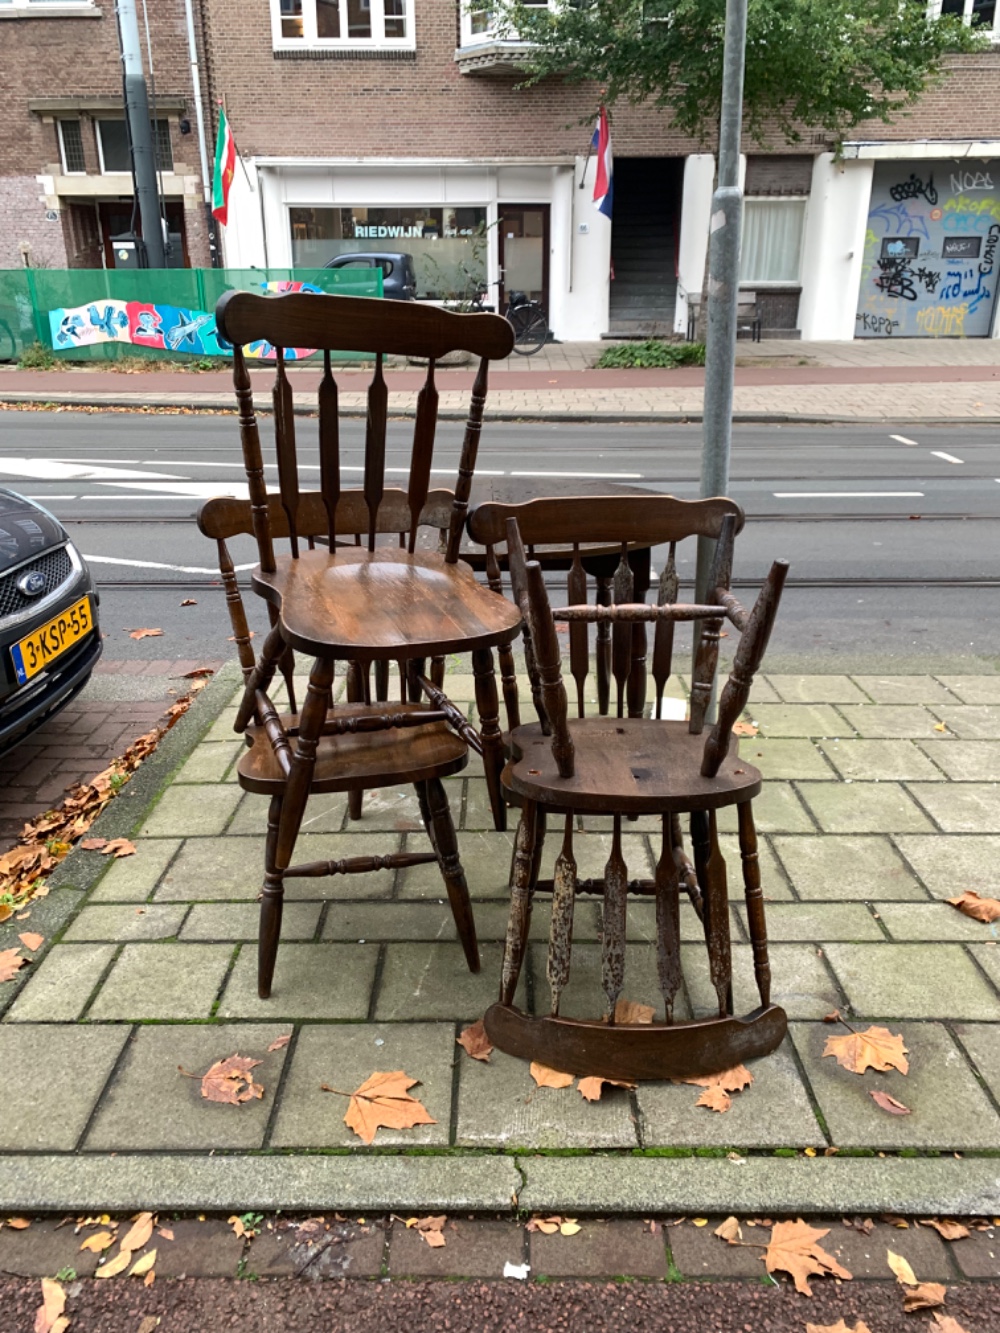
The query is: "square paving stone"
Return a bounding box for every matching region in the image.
[735,901,883,943]
[743,739,837,781]
[717,783,815,835]
[949,1227,1000,1280]
[139,784,243,837]
[819,740,943,782]
[88,943,234,1020]
[927,707,1000,740]
[270,1023,453,1148]
[218,943,378,1020]
[0,1025,128,1150]
[851,676,957,706]
[85,1023,290,1150]
[63,904,188,942]
[875,902,998,943]
[529,941,687,1023]
[718,833,794,901]
[375,942,522,1020]
[0,1218,108,1277]
[455,1047,637,1149]
[892,835,1000,899]
[837,706,941,740]
[349,785,426,832]
[796,783,933,834]
[767,675,869,705]
[772,835,924,901]
[391,1219,523,1277]
[937,677,1000,706]
[627,902,722,944]
[5,944,117,1022]
[953,1024,1000,1105]
[201,706,240,743]
[229,790,347,836]
[89,839,181,903]
[683,943,841,1020]
[821,1221,954,1280]
[823,943,1000,1020]
[151,1219,245,1277]
[398,830,515,901]
[740,704,846,738]
[968,943,1000,994]
[915,741,1000,782]
[790,1021,1000,1149]
[173,741,242,784]
[181,902,321,941]
[636,1037,823,1148]
[668,1219,769,1279]
[246,1218,383,1278]
[463,779,497,831]
[907,783,1000,833]
[529,1220,666,1279]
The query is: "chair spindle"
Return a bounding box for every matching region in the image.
[655,816,682,1023]
[652,542,678,718]
[364,352,388,551]
[318,349,341,542]
[595,576,612,715]
[689,514,736,734]
[445,356,489,563]
[612,543,634,718]
[232,344,275,574]
[547,813,577,1016]
[602,815,627,1021]
[738,801,771,1008]
[273,348,300,558]
[217,538,255,678]
[522,560,574,778]
[501,800,538,1005]
[567,544,588,718]
[408,357,437,553]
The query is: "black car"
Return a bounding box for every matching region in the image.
[0,490,102,755]
[324,252,417,301]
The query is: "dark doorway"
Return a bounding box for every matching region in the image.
[608,157,684,336]
[498,204,550,315]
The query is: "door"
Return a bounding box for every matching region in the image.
[498,205,549,314]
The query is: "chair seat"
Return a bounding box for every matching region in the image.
[237,703,468,795]
[252,547,523,659]
[503,717,761,814]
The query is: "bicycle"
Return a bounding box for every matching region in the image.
[462,273,549,356]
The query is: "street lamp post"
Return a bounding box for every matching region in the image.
[116,0,166,268]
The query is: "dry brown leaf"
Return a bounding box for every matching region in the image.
[903,1282,947,1311]
[530,1062,575,1089]
[324,1070,436,1145]
[947,891,1000,924]
[196,1055,264,1105]
[119,1213,154,1254]
[823,1026,909,1076]
[733,720,758,736]
[137,1319,161,1333]
[6,1217,30,1229]
[886,1249,918,1285]
[128,628,163,640]
[525,1217,562,1234]
[128,1249,157,1277]
[80,838,108,851]
[182,667,215,678]
[0,950,27,984]
[932,722,949,733]
[100,839,136,859]
[157,1228,174,1242]
[921,1219,970,1242]
[143,1269,155,1288]
[266,1034,292,1053]
[180,599,198,607]
[95,1248,131,1279]
[823,1010,842,1024]
[406,1216,447,1248]
[931,1314,971,1333]
[763,1219,853,1296]
[18,932,44,952]
[456,1019,493,1063]
[805,1322,873,1333]
[714,1216,742,1243]
[80,1230,115,1253]
[33,1278,66,1333]
[680,1064,753,1113]
[421,1229,446,1248]
[577,1075,636,1102]
[613,998,655,1024]
[228,1216,249,1239]
[870,1090,911,1116]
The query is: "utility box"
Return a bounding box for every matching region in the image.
[109,235,140,269]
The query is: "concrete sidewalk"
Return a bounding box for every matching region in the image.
[2,662,1000,1215]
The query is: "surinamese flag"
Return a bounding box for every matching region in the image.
[212,107,236,226]
[591,107,613,220]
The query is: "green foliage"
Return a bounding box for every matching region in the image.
[495,0,984,147]
[55,1267,77,1282]
[596,340,705,369]
[17,341,57,370]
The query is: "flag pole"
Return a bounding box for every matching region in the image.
[220,97,255,193]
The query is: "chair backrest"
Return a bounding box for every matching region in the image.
[467,494,745,724]
[215,290,514,570]
[504,515,788,781]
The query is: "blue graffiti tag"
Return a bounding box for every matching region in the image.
[86,305,129,339]
[940,266,992,313]
[868,202,931,240]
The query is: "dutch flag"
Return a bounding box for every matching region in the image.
[592,107,613,220]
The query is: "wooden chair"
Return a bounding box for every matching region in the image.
[484,513,790,1081]
[204,290,521,998]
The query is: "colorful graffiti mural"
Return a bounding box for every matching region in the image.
[47,281,323,359]
[856,163,1000,338]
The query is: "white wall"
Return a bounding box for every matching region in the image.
[798,154,873,341]
[218,162,267,269]
[561,153,611,339]
[673,154,715,334]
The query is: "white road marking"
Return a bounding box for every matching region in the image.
[24,495,78,501]
[0,458,183,482]
[772,491,924,498]
[930,451,964,464]
[36,457,141,466]
[83,554,259,573]
[510,470,643,479]
[890,434,919,446]
[94,481,250,499]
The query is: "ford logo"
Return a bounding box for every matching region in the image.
[16,570,47,598]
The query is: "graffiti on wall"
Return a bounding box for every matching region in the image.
[856,163,1000,338]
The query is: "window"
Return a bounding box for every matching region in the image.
[740,198,806,284]
[57,119,86,173]
[0,0,96,8]
[461,0,550,46]
[271,0,414,47]
[289,206,488,299]
[97,119,173,174]
[925,0,999,37]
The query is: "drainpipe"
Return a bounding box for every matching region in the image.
[182,0,220,267]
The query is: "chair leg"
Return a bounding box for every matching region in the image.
[345,661,364,822]
[602,814,627,1021]
[547,813,576,1017]
[406,657,426,704]
[422,777,479,974]
[473,646,507,833]
[374,659,390,702]
[738,800,771,1008]
[430,655,446,690]
[501,799,538,1005]
[691,810,733,1017]
[258,793,284,1000]
[654,814,682,1023]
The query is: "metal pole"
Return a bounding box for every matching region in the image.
[693,0,748,666]
[182,0,221,267]
[116,0,165,267]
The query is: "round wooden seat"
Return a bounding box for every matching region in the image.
[504,717,762,815]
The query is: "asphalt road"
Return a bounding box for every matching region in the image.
[2,411,998,670]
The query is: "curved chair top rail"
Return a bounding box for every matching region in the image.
[466,495,745,548]
[216,290,515,361]
[198,487,455,543]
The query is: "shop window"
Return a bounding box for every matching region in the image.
[97,119,173,174]
[740,198,806,284]
[289,206,489,300]
[58,120,86,174]
[271,0,413,47]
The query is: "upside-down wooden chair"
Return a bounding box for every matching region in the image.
[203,290,521,998]
[484,513,790,1080]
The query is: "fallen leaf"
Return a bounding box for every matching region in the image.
[696,1085,735,1112]
[182,667,215,678]
[180,599,197,606]
[228,1216,249,1239]
[95,1248,131,1278]
[525,1217,561,1234]
[456,1019,493,1063]
[947,891,1000,924]
[680,1064,753,1113]
[560,1219,581,1236]
[100,839,136,859]
[764,1219,852,1296]
[577,1075,636,1102]
[33,1278,66,1333]
[80,838,107,851]
[406,1216,447,1247]
[0,950,27,983]
[932,1314,971,1333]
[266,1034,292,1053]
[6,1217,31,1229]
[128,628,163,640]
[692,1218,709,1227]
[324,1070,436,1145]
[156,1227,174,1242]
[143,1268,155,1287]
[197,1055,264,1105]
[119,1213,154,1254]
[921,1219,970,1242]
[80,1230,115,1253]
[733,720,758,736]
[18,932,44,952]
[932,722,948,732]
[823,1010,842,1024]
[823,1026,909,1076]
[530,1062,574,1089]
[137,1319,161,1333]
[870,1090,911,1116]
[714,1216,742,1243]
[887,1249,918,1285]
[422,1229,446,1248]
[613,998,655,1024]
[805,1322,873,1333]
[903,1281,947,1311]
[129,1249,157,1277]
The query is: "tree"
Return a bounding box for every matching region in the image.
[493,0,983,147]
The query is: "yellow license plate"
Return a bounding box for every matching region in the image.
[11,595,93,686]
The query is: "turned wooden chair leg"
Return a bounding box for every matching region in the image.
[373,658,390,702]
[258,793,284,1000]
[345,660,365,822]
[691,810,732,1016]
[422,776,479,973]
[738,800,772,1008]
[430,655,446,690]
[500,799,538,1005]
[406,657,426,704]
[473,646,507,833]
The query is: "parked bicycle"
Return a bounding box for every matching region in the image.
[457,272,549,356]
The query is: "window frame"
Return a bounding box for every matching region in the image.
[96,117,174,176]
[57,118,87,175]
[739,195,808,287]
[459,0,551,47]
[925,0,1000,39]
[270,0,415,51]
[0,0,97,10]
